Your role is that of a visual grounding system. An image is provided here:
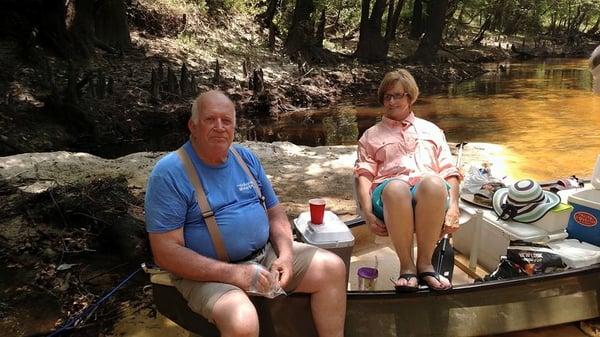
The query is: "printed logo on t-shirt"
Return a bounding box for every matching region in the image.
[237,181,254,192]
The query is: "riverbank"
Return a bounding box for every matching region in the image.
[0,0,514,158]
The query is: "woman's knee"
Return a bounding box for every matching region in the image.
[382,180,412,202]
[417,175,447,197]
[212,290,259,337]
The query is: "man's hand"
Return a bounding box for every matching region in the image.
[443,205,460,234]
[234,263,273,293]
[270,254,293,288]
[366,212,388,236]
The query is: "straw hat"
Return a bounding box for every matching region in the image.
[492,179,560,223]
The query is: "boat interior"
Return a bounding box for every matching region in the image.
[348,222,479,291]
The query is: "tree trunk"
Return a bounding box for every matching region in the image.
[409,0,423,40]
[284,0,315,60]
[412,0,449,64]
[94,0,131,51]
[37,0,130,60]
[355,0,389,62]
[315,9,326,49]
[385,0,405,42]
[548,13,557,35]
[257,0,280,27]
[67,0,96,59]
[472,15,492,45]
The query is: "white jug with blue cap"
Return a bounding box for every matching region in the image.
[593,154,600,190]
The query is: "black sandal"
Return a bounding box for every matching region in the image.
[418,271,452,292]
[391,273,419,293]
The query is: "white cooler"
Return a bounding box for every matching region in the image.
[454,210,567,272]
[293,211,355,283]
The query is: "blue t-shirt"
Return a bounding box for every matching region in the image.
[145,141,279,261]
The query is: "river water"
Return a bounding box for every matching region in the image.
[255,58,600,181]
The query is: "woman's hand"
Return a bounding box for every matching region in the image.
[443,205,460,234]
[366,211,388,236]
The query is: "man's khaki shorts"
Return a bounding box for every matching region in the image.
[171,241,319,322]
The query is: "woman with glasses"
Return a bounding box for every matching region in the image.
[354,70,462,292]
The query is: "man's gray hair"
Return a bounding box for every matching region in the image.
[189,90,235,124]
[191,97,200,123]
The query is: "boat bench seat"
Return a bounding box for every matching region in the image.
[149,268,317,337]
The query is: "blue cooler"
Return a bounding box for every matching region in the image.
[567,189,600,247]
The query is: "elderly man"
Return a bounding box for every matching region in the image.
[145,90,346,337]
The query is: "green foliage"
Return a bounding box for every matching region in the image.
[444,0,600,44]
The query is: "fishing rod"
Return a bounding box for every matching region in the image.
[45,266,143,337]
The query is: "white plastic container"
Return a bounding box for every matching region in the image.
[547,239,600,269]
[453,210,566,271]
[530,203,573,233]
[293,211,355,282]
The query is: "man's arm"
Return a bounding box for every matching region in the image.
[266,204,294,287]
[149,229,271,291]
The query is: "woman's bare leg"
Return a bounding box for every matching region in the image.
[382,180,416,287]
[414,175,451,289]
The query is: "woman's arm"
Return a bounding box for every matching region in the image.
[443,176,461,234]
[355,136,388,236]
[357,173,388,236]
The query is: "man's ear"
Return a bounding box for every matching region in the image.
[187,118,195,133]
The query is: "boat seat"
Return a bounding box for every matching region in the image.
[146,264,318,337]
[146,267,220,337]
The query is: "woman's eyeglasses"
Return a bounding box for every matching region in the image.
[383,93,409,101]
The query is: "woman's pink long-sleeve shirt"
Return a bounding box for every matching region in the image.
[354,112,462,189]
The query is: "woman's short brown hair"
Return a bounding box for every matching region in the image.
[377,69,419,105]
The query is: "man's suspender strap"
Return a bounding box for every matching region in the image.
[176,147,230,262]
[229,146,267,212]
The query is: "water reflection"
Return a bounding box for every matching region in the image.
[424,59,600,180]
[252,58,600,180]
[322,108,359,145]
[251,107,362,146]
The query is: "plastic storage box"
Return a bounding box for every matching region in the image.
[453,210,566,271]
[530,203,573,233]
[567,189,600,247]
[293,211,355,282]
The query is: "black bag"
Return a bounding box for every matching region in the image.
[483,258,527,281]
[506,240,565,275]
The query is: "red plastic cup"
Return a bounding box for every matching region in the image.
[309,198,326,225]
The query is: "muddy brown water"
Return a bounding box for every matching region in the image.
[255,58,600,181]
